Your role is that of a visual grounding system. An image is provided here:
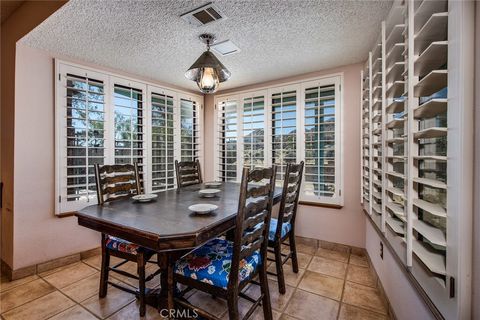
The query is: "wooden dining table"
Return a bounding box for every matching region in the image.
[75,182,283,309]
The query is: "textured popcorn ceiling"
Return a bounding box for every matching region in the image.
[21,0,392,92]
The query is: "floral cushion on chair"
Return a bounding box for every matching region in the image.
[174,238,261,289]
[268,218,292,241]
[105,236,152,255]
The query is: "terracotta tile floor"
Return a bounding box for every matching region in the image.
[0,244,391,320]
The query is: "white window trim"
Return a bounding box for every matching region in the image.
[55,59,203,215]
[214,73,344,206]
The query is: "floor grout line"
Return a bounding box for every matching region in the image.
[2,245,389,320]
[0,278,57,316]
[340,301,390,319]
[0,275,40,294]
[335,251,351,320]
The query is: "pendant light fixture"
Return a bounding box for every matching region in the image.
[185,34,231,94]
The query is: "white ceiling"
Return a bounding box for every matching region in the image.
[20,0,392,92]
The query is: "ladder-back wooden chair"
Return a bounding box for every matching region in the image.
[267,161,304,294]
[94,163,159,317]
[175,159,203,188]
[172,166,277,320]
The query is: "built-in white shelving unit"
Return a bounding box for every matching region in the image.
[360,0,474,319]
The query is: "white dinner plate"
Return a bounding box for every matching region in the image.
[188,203,218,214]
[204,181,222,188]
[199,189,221,198]
[132,194,158,202]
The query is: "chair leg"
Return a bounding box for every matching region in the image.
[289,231,299,273]
[259,263,273,320]
[137,252,146,317]
[227,290,239,320]
[166,255,175,316]
[99,236,110,298]
[274,243,286,294]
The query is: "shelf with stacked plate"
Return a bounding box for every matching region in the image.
[384,4,407,262]
[361,58,371,213]
[361,0,474,318]
[369,35,383,229]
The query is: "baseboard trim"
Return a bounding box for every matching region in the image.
[1,247,101,281]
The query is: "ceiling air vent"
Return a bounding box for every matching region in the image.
[211,40,240,56]
[181,2,226,27]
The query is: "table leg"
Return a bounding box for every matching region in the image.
[144,253,168,310]
[144,251,185,317]
[166,254,175,316]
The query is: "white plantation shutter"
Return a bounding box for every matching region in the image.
[214,76,343,205]
[56,65,110,214]
[242,93,267,170]
[410,0,449,291]
[301,78,342,205]
[149,89,176,191]
[270,88,298,185]
[217,98,239,181]
[179,98,201,162]
[55,61,203,214]
[111,79,147,189]
[359,1,475,318]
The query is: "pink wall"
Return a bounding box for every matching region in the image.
[365,222,434,320]
[204,63,366,248]
[12,44,200,269]
[2,1,68,270]
[13,45,99,269]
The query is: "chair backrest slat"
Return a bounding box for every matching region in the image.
[175,160,203,188]
[239,237,264,260]
[243,211,267,230]
[241,224,265,247]
[244,198,269,218]
[94,163,141,205]
[228,166,276,291]
[275,162,304,238]
[246,184,271,198]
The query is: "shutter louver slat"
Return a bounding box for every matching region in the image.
[218,100,238,182]
[411,0,448,287]
[180,99,200,162]
[65,73,106,203]
[272,90,297,185]
[243,95,265,170]
[304,85,336,199]
[151,92,175,191]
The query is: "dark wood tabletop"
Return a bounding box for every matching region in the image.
[76,182,282,252]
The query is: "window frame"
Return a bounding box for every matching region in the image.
[55,60,203,215]
[214,74,344,206]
